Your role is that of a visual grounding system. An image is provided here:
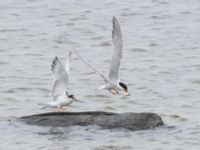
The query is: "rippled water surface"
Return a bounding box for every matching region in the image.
[0,0,200,149]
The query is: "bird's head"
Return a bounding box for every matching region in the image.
[119,82,129,96]
[66,92,78,101]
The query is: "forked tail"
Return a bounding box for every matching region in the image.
[37,103,48,109]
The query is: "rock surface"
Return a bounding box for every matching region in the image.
[20,111,164,130]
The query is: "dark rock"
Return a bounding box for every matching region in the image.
[20,111,164,130]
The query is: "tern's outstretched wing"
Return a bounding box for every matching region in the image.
[108,16,123,82]
[50,56,69,97]
[73,49,110,83]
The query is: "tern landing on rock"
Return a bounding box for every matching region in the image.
[39,52,77,111]
[73,16,128,96]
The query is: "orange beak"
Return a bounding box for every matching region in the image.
[73,97,79,102]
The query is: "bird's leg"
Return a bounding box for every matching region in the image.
[60,107,66,112]
[57,106,65,112]
[57,106,61,112]
[110,89,117,95]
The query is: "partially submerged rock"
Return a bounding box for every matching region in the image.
[20,111,163,130]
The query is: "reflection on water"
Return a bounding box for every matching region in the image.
[0,0,200,149]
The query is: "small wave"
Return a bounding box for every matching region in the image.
[130,48,147,52]
[90,36,103,40]
[149,43,158,47]
[70,16,87,21]
[66,22,74,26]
[181,11,193,14]
[188,79,200,84]
[93,42,111,47]
[170,115,187,122]
[161,114,187,122]
[158,1,169,5]
[0,28,27,33]
[95,145,131,150]
[85,94,110,98]
[38,128,64,136]
[122,12,144,16]
[23,53,42,56]
[104,106,115,110]
[0,61,7,65]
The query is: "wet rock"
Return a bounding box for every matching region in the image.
[20,111,163,130]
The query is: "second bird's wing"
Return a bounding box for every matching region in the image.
[108,16,123,82]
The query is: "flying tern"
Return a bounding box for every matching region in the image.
[74,16,129,96]
[40,51,78,111]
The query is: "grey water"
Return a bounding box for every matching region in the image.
[0,0,200,149]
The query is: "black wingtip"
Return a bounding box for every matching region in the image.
[51,56,58,72]
[112,16,118,24]
[112,17,116,38]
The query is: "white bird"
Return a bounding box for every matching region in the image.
[40,51,77,111]
[73,16,129,96]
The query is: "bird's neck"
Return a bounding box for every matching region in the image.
[66,99,74,105]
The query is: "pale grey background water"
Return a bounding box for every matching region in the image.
[0,0,200,149]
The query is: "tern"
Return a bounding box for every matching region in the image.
[74,16,129,96]
[40,51,78,111]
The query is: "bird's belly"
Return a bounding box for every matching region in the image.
[105,83,119,90]
[47,100,68,107]
[60,101,69,106]
[46,101,58,108]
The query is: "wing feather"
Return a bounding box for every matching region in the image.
[108,16,123,82]
[50,56,69,97]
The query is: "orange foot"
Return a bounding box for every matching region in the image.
[110,89,117,95]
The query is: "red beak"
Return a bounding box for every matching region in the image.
[124,89,129,96]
